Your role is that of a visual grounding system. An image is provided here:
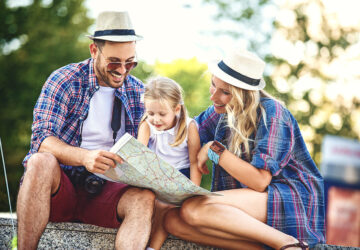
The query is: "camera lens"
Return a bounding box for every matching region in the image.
[84,175,105,195]
[70,167,86,186]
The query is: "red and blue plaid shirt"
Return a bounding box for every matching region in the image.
[195,98,325,247]
[23,58,144,167]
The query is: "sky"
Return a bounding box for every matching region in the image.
[85,0,236,64]
[8,0,272,63]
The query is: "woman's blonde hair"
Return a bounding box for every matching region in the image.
[226,87,278,157]
[141,76,188,147]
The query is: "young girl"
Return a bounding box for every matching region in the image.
[164,48,325,250]
[137,76,202,250]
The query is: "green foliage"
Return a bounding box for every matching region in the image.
[131,61,155,82]
[154,58,212,117]
[11,235,17,249]
[0,0,92,211]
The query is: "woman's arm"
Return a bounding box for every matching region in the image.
[219,149,272,192]
[187,121,202,186]
[198,142,272,192]
[137,121,150,146]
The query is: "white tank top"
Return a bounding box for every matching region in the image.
[147,117,195,170]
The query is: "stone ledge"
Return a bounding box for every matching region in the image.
[1,218,359,249]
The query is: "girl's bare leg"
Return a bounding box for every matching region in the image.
[148,200,174,250]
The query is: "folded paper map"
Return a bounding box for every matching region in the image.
[96,133,219,205]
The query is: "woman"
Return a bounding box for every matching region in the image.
[163,48,325,249]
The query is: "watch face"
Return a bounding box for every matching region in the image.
[211,141,225,155]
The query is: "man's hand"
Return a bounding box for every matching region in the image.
[197,142,212,174]
[82,150,124,174]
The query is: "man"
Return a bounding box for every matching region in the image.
[17,11,155,250]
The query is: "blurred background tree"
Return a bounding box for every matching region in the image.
[154,58,212,117]
[201,0,360,164]
[0,0,94,211]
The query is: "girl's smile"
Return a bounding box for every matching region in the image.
[145,100,180,131]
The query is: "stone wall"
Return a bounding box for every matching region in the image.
[0,217,359,250]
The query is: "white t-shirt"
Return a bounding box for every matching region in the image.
[80,86,125,151]
[147,117,195,170]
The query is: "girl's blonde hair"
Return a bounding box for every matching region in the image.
[142,76,188,147]
[226,87,279,157]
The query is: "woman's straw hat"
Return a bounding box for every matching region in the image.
[209,48,266,90]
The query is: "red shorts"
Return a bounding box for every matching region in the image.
[49,169,129,228]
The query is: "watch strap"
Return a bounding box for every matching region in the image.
[208,141,226,165]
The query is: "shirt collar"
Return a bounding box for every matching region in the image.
[89,58,99,92]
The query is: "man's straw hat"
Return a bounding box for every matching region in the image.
[87,11,142,42]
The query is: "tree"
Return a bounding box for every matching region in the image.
[154,58,212,117]
[200,0,360,165]
[0,0,92,211]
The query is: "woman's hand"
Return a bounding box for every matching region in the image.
[197,141,212,174]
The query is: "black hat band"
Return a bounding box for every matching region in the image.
[94,29,136,37]
[218,61,261,86]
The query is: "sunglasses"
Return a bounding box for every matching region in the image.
[106,61,138,72]
[97,46,138,72]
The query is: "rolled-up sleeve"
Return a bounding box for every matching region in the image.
[30,72,71,153]
[250,116,294,176]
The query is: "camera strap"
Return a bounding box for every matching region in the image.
[111,96,122,145]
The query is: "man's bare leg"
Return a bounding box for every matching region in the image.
[115,187,155,250]
[17,153,61,250]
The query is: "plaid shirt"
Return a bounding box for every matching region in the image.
[23,58,144,167]
[195,98,325,247]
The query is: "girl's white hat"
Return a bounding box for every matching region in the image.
[209,48,266,90]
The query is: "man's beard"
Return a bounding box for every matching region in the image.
[95,59,125,88]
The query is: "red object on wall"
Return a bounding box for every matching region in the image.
[326,186,360,247]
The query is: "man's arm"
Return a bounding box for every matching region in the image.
[39,136,123,174]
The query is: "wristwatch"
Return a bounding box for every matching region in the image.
[210,140,226,156]
[208,140,226,165]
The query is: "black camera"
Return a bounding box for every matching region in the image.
[64,166,106,195]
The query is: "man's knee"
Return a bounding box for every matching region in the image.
[23,152,61,188]
[118,188,155,216]
[127,188,155,206]
[27,152,59,172]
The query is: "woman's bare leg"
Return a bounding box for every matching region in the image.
[165,188,302,250]
[164,208,263,250]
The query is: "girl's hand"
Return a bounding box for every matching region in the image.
[197,141,212,174]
